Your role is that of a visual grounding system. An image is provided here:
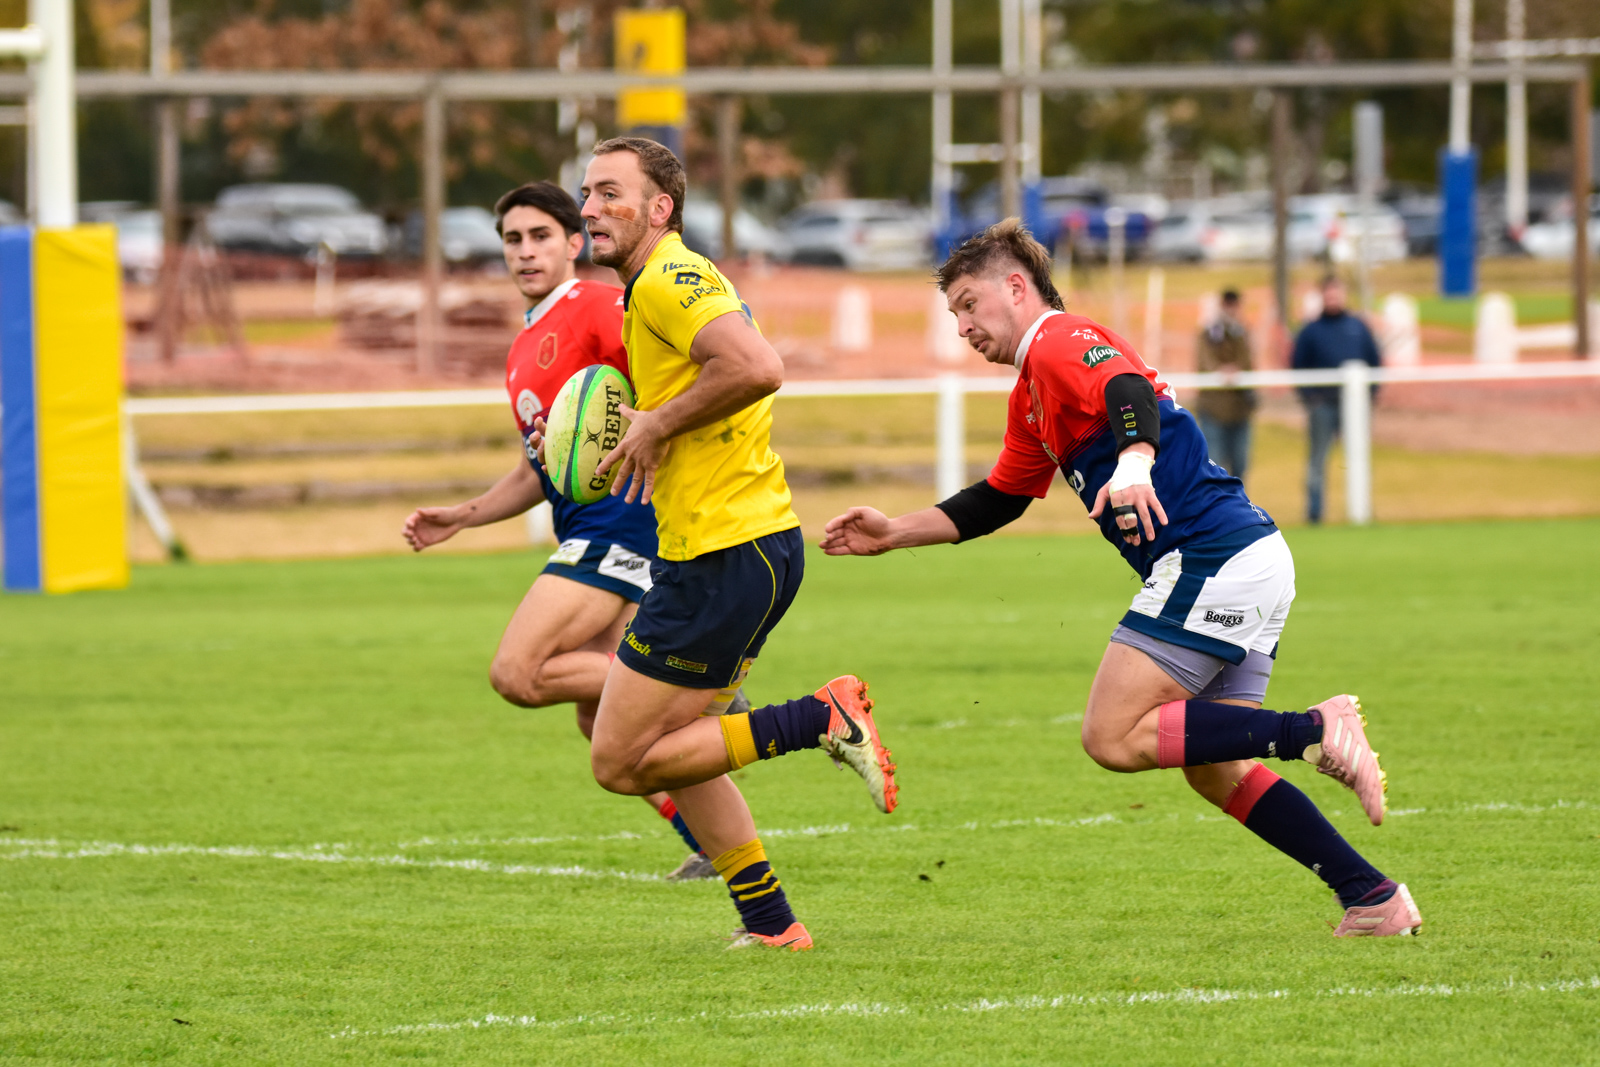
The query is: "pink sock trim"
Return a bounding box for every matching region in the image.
[1222,763,1282,823]
[1155,700,1187,769]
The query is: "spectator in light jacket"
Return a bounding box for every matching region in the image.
[1291,276,1381,524]
[1194,289,1256,482]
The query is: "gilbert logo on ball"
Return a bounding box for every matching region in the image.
[1,225,127,593]
[544,364,634,504]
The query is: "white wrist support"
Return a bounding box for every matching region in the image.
[1108,450,1155,494]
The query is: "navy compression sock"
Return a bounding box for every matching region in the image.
[745,695,833,761]
[1156,700,1323,767]
[711,839,799,937]
[656,799,702,854]
[1224,764,1387,908]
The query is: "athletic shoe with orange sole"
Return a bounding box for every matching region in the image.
[1333,882,1422,937]
[815,675,898,814]
[726,922,814,951]
[1306,694,1388,826]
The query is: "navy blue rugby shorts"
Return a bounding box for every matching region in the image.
[616,526,804,689]
[542,537,654,605]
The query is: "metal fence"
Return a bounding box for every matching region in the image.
[121,359,1600,557]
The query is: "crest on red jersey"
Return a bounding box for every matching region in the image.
[537,332,558,369]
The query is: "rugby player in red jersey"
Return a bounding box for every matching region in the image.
[403,181,725,880]
[822,220,1421,936]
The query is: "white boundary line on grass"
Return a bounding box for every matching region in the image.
[0,799,1590,880]
[329,976,1600,1040]
[0,841,663,882]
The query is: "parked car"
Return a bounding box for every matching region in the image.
[111,210,164,283]
[1518,196,1600,260]
[959,177,1155,259]
[1152,197,1273,262]
[1288,194,1407,263]
[208,183,387,258]
[680,200,791,262]
[1388,193,1442,257]
[781,199,930,271]
[398,206,506,265]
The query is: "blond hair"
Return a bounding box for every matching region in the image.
[934,218,1063,311]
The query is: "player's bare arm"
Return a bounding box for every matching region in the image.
[820,505,959,556]
[597,311,784,505]
[403,461,544,551]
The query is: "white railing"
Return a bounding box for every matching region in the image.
[124,359,1600,555]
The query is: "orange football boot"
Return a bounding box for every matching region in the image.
[726,922,814,952]
[815,675,898,814]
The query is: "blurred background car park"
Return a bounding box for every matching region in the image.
[781,199,930,270]
[208,183,388,259]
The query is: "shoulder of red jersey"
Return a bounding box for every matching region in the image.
[567,278,624,308]
[1025,312,1166,395]
[525,279,623,329]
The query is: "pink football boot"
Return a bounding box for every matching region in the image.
[1334,882,1422,937]
[1307,694,1388,826]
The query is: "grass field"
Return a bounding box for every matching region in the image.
[3,521,1599,1064]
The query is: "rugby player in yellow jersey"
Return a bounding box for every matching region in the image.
[552,137,897,951]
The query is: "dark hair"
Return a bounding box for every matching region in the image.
[590,136,686,234]
[1320,273,1344,289]
[934,218,1064,311]
[1221,288,1240,305]
[494,181,584,237]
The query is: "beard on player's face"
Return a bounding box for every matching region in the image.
[587,201,648,268]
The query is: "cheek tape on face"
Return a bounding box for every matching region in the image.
[601,203,639,221]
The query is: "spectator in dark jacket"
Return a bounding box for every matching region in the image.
[1194,288,1256,481]
[1291,276,1381,523]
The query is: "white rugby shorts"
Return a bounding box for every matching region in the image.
[1119,529,1295,664]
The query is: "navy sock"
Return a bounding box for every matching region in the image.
[721,859,796,936]
[656,800,702,853]
[747,695,832,761]
[1225,765,1386,907]
[1159,700,1323,767]
[670,813,701,854]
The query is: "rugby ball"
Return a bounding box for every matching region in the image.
[544,364,634,504]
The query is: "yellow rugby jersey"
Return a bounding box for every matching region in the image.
[621,232,799,561]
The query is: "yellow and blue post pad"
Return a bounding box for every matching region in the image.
[1,225,127,593]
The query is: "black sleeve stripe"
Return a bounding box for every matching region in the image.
[1103,373,1160,456]
[934,478,1034,543]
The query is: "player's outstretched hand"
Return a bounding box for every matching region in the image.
[596,404,668,505]
[820,506,896,556]
[1088,481,1168,547]
[403,506,466,551]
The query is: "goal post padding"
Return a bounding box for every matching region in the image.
[1,225,127,593]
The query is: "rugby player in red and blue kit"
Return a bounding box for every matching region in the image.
[403,181,723,880]
[822,219,1422,936]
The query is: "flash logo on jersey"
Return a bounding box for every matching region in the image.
[1070,328,1103,343]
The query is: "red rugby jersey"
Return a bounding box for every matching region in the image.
[505,278,630,436]
[987,310,1169,497]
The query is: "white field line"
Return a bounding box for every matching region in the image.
[330,976,1600,1040]
[1,799,1589,879]
[0,841,662,882]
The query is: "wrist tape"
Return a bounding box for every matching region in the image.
[1108,450,1154,494]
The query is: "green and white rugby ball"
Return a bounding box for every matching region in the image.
[544,364,634,504]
